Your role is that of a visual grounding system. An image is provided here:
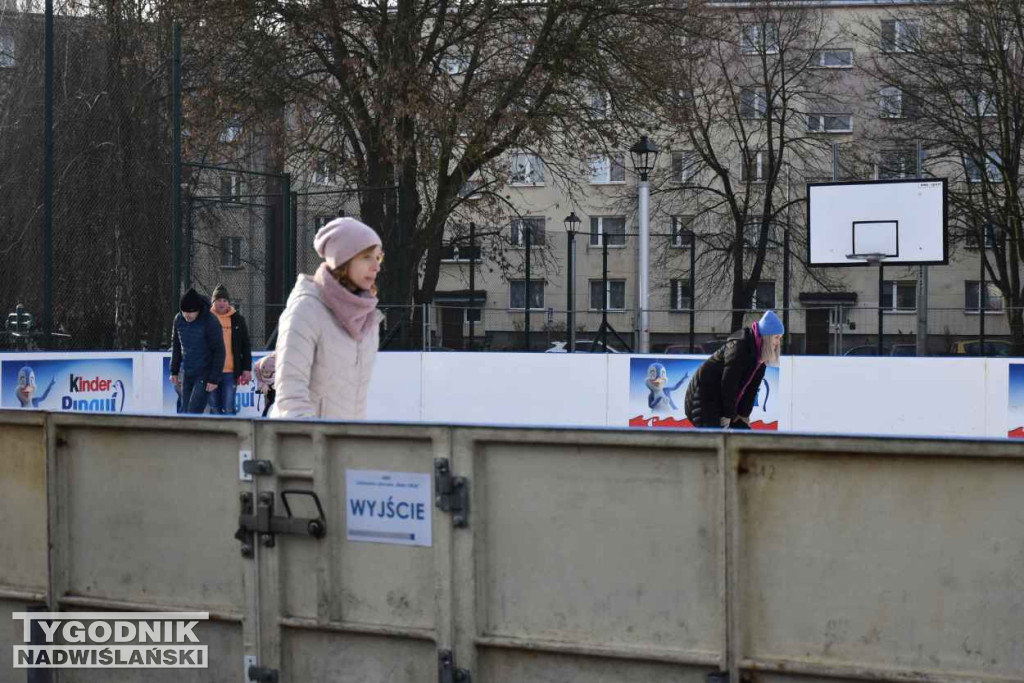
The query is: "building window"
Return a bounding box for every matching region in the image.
[221,174,243,201]
[509,152,545,185]
[881,19,920,53]
[961,90,997,118]
[589,280,626,311]
[882,280,917,312]
[965,152,1002,183]
[442,53,470,75]
[877,149,916,180]
[313,156,338,186]
[671,150,697,182]
[587,90,610,119]
[740,23,779,55]
[671,215,695,248]
[965,281,1003,312]
[510,217,546,247]
[509,280,545,310]
[807,114,853,133]
[744,217,780,249]
[811,49,853,68]
[219,121,242,144]
[0,34,14,68]
[458,177,483,199]
[740,88,768,119]
[589,216,626,247]
[589,153,626,183]
[220,237,242,268]
[741,152,773,182]
[879,87,920,119]
[441,243,482,262]
[671,279,693,311]
[751,281,776,310]
[965,221,999,249]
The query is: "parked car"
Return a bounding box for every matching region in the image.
[948,339,1012,356]
[662,343,705,354]
[545,340,623,353]
[844,344,917,357]
[844,345,882,356]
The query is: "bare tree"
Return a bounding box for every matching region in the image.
[855,0,1024,352]
[652,0,850,331]
[174,0,694,320]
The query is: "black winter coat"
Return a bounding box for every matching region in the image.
[169,301,225,385]
[226,311,253,379]
[684,326,766,427]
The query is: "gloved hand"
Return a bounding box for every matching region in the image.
[730,416,752,430]
[719,417,731,428]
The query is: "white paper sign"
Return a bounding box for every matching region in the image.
[345,469,432,547]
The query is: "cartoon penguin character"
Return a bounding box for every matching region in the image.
[15,366,55,408]
[645,362,689,412]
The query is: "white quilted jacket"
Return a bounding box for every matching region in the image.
[269,275,380,420]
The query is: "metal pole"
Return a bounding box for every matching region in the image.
[43,0,54,348]
[783,163,792,355]
[638,175,651,353]
[566,229,575,352]
[601,231,609,347]
[689,231,696,353]
[524,225,531,351]
[916,141,928,356]
[878,264,885,356]
[468,222,476,350]
[980,236,986,354]
[172,23,182,315]
[289,186,297,291]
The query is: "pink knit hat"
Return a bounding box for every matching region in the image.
[313,217,382,269]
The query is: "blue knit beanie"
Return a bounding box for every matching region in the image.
[757,310,785,336]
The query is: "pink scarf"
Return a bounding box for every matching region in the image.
[313,262,379,341]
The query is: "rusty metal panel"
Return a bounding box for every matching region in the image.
[0,414,48,599]
[257,422,451,683]
[459,428,726,682]
[735,439,1024,683]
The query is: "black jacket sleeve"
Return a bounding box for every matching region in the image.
[235,313,252,374]
[718,340,747,420]
[170,315,182,375]
[206,315,226,385]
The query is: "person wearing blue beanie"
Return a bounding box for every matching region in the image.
[684,309,784,429]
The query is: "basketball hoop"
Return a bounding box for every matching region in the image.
[846,252,888,266]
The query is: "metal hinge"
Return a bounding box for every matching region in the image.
[240,450,273,482]
[434,458,469,528]
[235,490,327,557]
[438,649,471,683]
[247,663,279,682]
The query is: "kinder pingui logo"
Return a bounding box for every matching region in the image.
[61,374,126,412]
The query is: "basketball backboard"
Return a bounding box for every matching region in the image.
[807,178,947,266]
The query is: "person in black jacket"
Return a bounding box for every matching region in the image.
[208,284,253,415]
[170,288,225,414]
[684,310,784,429]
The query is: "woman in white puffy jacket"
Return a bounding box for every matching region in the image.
[270,217,383,420]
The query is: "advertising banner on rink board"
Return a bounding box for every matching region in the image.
[627,357,781,430]
[159,353,269,417]
[0,357,135,413]
[1008,364,1024,438]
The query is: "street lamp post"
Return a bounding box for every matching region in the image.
[629,135,659,354]
[564,212,581,353]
